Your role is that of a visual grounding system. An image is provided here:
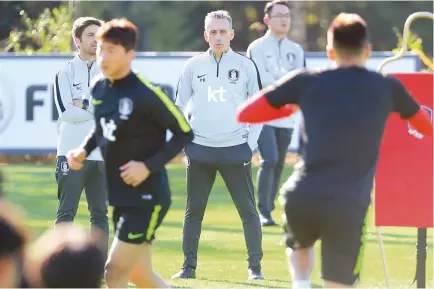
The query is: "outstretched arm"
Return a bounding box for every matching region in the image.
[237,91,295,123]
[237,69,307,123]
[390,76,432,136]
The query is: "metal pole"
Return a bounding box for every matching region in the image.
[415,228,427,288]
[376,11,433,289]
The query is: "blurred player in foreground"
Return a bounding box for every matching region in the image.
[53,16,109,256]
[24,224,105,288]
[66,18,194,288]
[237,13,432,288]
[0,199,28,288]
[247,0,305,226]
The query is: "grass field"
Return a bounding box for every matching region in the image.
[1,163,433,288]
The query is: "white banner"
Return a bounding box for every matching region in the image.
[0,52,421,154]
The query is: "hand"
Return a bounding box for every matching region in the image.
[73,99,83,108]
[120,161,150,187]
[66,148,87,170]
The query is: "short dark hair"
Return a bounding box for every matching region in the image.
[264,0,290,15]
[328,13,370,56]
[0,217,25,257]
[96,18,138,51]
[40,242,105,288]
[72,17,103,39]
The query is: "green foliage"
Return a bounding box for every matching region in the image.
[392,27,424,53]
[6,4,72,53]
[392,27,433,72]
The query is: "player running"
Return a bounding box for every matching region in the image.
[237,13,432,288]
[66,18,194,288]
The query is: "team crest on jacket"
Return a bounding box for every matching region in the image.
[408,105,432,139]
[60,161,70,175]
[228,69,240,84]
[119,97,133,120]
[286,53,296,63]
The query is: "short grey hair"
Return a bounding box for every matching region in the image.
[204,10,233,30]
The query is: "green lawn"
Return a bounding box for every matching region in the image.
[2,163,433,288]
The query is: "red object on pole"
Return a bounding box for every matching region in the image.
[374,73,433,228]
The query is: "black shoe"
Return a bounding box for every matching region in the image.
[260,214,278,226]
[248,267,264,280]
[172,267,196,279]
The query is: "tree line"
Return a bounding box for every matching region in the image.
[1,1,432,70]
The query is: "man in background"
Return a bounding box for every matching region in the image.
[246,0,305,226]
[172,10,264,280]
[53,17,108,255]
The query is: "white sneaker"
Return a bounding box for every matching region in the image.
[292,280,311,289]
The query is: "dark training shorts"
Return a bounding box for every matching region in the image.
[283,194,368,286]
[112,199,170,245]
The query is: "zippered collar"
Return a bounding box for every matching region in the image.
[73,54,97,86]
[73,54,96,69]
[207,47,234,77]
[207,47,234,60]
[264,30,287,45]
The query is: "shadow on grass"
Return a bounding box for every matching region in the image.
[163,221,282,236]
[199,278,322,288]
[365,236,433,248]
[163,221,432,248]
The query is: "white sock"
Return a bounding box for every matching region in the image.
[292,280,311,289]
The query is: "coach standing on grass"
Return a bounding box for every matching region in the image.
[172,10,265,281]
[246,0,305,226]
[53,17,108,256]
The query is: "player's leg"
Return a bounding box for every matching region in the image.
[320,202,368,288]
[283,193,319,289]
[55,156,85,225]
[104,236,142,288]
[219,161,264,280]
[129,243,168,288]
[172,158,217,279]
[105,203,170,288]
[129,198,171,288]
[256,125,279,225]
[83,160,109,258]
[269,127,293,215]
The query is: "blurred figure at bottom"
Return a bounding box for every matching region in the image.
[0,195,29,288]
[23,224,105,288]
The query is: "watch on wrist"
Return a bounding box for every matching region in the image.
[82,99,89,110]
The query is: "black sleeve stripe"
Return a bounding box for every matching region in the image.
[236,52,262,90]
[175,78,180,102]
[55,71,66,113]
[251,58,263,90]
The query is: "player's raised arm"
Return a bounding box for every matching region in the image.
[237,69,307,123]
[389,76,433,136]
[141,79,194,173]
[65,126,98,171]
[80,126,98,157]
